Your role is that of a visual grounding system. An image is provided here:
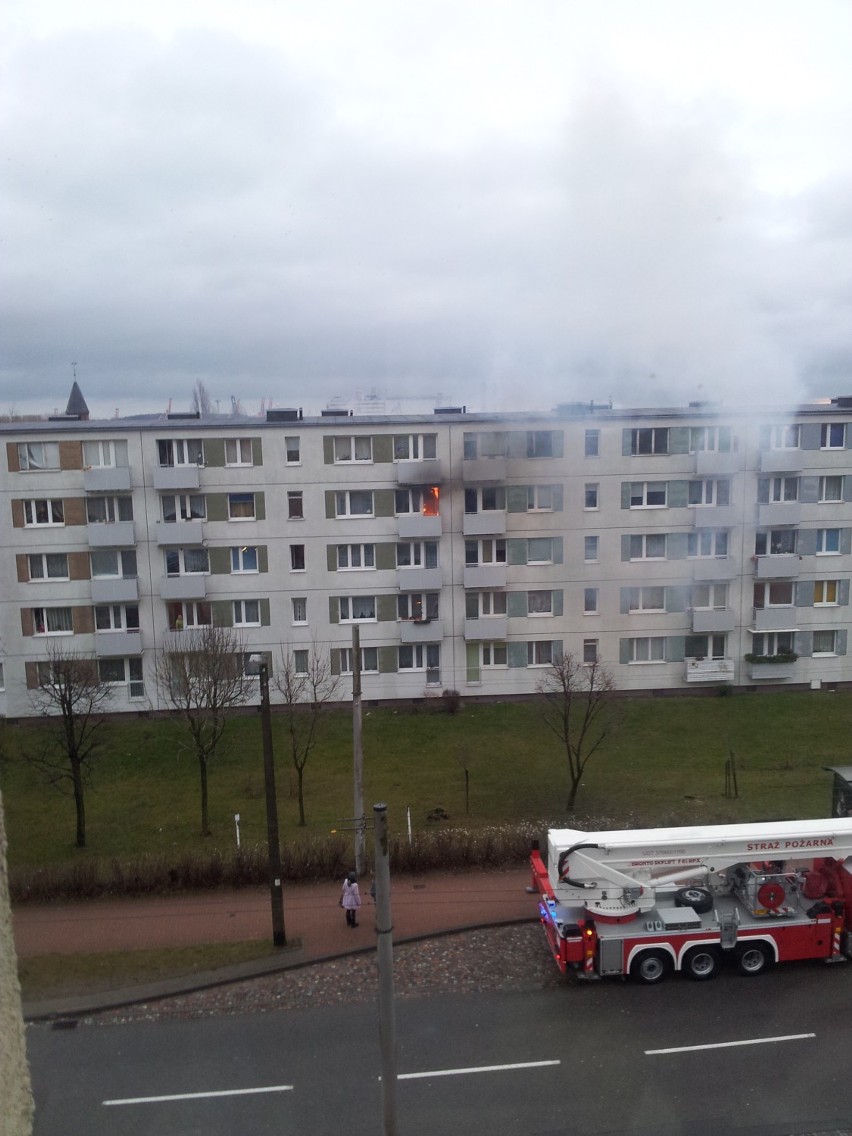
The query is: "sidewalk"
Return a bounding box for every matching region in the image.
[13,866,540,1018]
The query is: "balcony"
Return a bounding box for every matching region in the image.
[759,450,803,473]
[395,459,444,485]
[464,615,508,641]
[83,466,131,492]
[160,574,208,600]
[691,609,736,633]
[746,658,797,681]
[94,630,142,657]
[752,608,798,632]
[463,510,506,537]
[694,450,740,476]
[399,619,443,644]
[691,558,736,582]
[87,521,135,547]
[91,577,139,603]
[152,464,201,490]
[692,505,739,529]
[462,456,507,482]
[397,513,442,539]
[758,502,801,527]
[685,657,735,683]
[156,519,204,545]
[396,567,441,591]
[463,564,507,589]
[754,555,799,579]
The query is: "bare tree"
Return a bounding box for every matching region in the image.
[155,626,253,836]
[190,379,212,416]
[274,645,341,826]
[537,653,617,810]
[25,647,113,849]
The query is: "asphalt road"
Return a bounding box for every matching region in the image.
[27,960,852,1136]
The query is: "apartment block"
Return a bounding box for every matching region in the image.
[2,394,852,717]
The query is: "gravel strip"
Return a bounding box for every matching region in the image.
[80,925,564,1026]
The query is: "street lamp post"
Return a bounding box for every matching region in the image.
[250,655,286,946]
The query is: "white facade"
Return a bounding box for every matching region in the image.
[2,398,852,717]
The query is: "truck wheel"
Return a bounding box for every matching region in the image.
[736,943,773,976]
[682,946,723,980]
[631,950,671,985]
[674,887,713,914]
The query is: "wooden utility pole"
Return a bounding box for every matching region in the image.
[374,803,398,1135]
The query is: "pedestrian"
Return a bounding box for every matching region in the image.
[341,871,361,928]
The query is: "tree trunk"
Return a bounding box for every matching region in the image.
[297,766,306,827]
[199,755,210,836]
[0,791,34,1135]
[71,758,86,849]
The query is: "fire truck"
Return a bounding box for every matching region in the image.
[530,766,852,984]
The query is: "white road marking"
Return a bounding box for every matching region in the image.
[103,1084,294,1106]
[397,1060,561,1080]
[646,1033,816,1056]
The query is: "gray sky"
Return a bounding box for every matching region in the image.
[2,0,851,419]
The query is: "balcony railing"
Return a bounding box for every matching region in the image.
[684,657,735,683]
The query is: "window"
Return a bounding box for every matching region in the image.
[83,440,127,468]
[293,649,309,674]
[398,593,439,621]
[821,423,845,449]
[395,486,439,516]
[90,549,137,578]
[95,604,139,631]
[165,547,209,575]
[17,442,60,471]
[584,429,600,457]
[338,647,379,673]
[338,596,376,621]
[813,630,838,656]
[465,538,506,565]
[584,483,599,509]
[758,476,798,504]
[629,637,666,663]
[228,492,255,520]
[338,543,376,570]
[233,600,261,627]
[584,535,599,563]
[688,530,728,558]
[290,544,306,571]
[688,479,730,506]
[583,639,599,665]
[526,431,555,458]
[231,546,259,573]
[336,490,373,517]
[285,436,301,464]
[288,491,304,519]
[32,607,73,634]
[465,591,507,618]
[630,428,668,455]
[157,438,204,466]
[398,643,441,682]
[750,631,795,657]
[527,590,552,616]
[753,581,794,608]
[23,499,64,526]
[526,485,554,512]
[393,434,437,461]
[527,641,554,666]
[225,438,253,466]
[334,436,372,463]
[629,533,666,560]
[463,433,478,460]
[161,494,205,522]
[761,424,800,450]
[291,597,307,624]
[688,426,733,453]
[817,528,841,554]
[819,476,843,503]
[87,495,133,523]
[527,537,554,564]
[167,601,211,630]
[396,541,437,568]
[629,481,666,508]
[99,657,144,696]
[0,663,4,691]
[465,486,504,513]
[626,586,666,612]
[28,553,69,580]
[685,634,727,659]
[755,529,796,556]
[691,583,727,610]
[814,580,839,606]
[480,642,507,667]
[584,588,598,614]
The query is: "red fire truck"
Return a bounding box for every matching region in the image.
[531,767,852,984]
